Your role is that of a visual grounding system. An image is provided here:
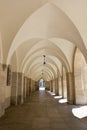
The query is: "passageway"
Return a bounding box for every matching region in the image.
[0,91,87,130]
[1,0,87,119]
[0,2,87,130]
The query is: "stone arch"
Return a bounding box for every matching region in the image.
[29,63,56,80]
[20,39,70,73]
[28,56,60,77]
[7,3,87,65]
[21,48,68,81]
[31,69,52,81]
[22,48,69,73]
[74,48,87,104]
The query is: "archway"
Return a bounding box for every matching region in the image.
[39,79,45,91]
[74,48,87,104]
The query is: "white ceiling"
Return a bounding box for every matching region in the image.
[0,0,87,81]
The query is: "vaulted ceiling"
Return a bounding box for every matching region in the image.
[0,0,87,81]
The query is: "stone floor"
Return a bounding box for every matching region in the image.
[0,91,87,130]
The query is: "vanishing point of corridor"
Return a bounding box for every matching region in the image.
[0,91,87,130]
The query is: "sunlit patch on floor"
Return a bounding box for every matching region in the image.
[51,93,56,96]
[59,99,67,103]
[54,96,62,99]
[39,87,45,91]
[72,106,87,119]
[47,91,55,96]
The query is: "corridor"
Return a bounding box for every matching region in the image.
[0,91,87,130]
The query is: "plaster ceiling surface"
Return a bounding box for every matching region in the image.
[0,0,87,81]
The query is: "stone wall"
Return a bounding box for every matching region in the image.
[59,76,62,96]
[45,81,50,90]
[11,72,24,105]
[0,64,7,117]
[74,48,87,104]
[66,72,75,104]
[11,72,18,105]
[31,79,35,92]
[50,80,53,92]
[23,77,27,101]
[17,73,24,104]
[34,81,38,91]
[63,68,67,98]
[5,86,11,109]
[55,78,59,95]
[52,79,56,93]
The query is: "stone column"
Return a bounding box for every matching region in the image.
[32,80,34,92]
[36,81,38,91]
[30,79,35,92]
[34,81,37,91]
[23,77,27,101]
[31,79,33,92]
[17,73,24,104]
[50,80,53,92]
[35,81,39,91]
[28,78,30,96]
[5,65,12,109]
[0,64,7,117]
[11,72,18,105]
[29,78,31,95]
[7,65,11,86]
[61,76,64,98]
[55,78,59,96]
[63,74,67,98]
[26,78,30,97]
[29,78,32,94]
[66,72,75,104]
[59,76,62,96]
[50,81,51,91]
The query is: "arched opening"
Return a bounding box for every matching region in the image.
[74,48,87,104]
[39,79,45,91]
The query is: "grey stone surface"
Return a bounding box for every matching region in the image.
[0,91,87,130]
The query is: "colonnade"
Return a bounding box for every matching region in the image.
[0,64,38,117]
[47,72,75,105]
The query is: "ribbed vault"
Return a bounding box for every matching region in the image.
[0,1,87,81]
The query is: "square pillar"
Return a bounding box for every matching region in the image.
[11,72,18,105]
[17,73,24,104]
[29,78,31,95]
[61,76,64,98]
[66,72,75,104]
[23,77,27,101]
[0,64,7,117]
[26,78,30,97]
[55,78,59,96]
[50,80,53,92]
[59,76,62,96]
